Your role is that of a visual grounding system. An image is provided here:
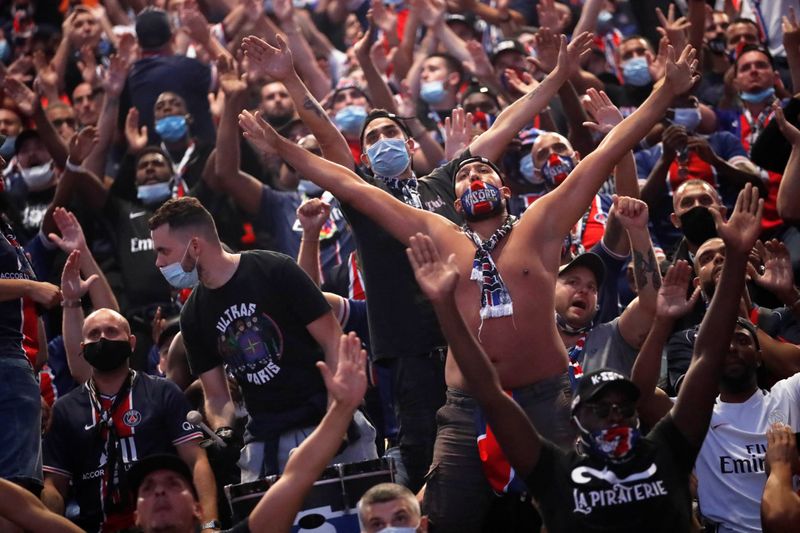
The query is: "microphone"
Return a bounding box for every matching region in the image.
[186,410,227,448]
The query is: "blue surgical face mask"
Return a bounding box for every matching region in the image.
[334,105,368,135]
[155,115,189,142]
[377,528,418,533]
[420,80,447,105]
[160,255,199,289]
[298,179,324,197]
[597,9,614,32]
[519,153,537,183]
[621,56,652,87]
[740,86,775,103]
[20,160,55,191]
[670,107,702,132]
[0,39,10,63]
[137,181,172,206]
[0,135,16,159]
[366,138,410,178]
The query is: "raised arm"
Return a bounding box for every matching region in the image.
[242,35,353,169]
[247,333,367,533]
[60,250,98,384]
[615,197,662,349]
[782,9,800,97]
[761,423,800,533]
[671,184,763,446]
[406,233,542,476]
[295,198,330,286]
[469,33,594,162]
[531,45,699,242]
[239,110,444,245]
[774,102,800,222]
[632,260,699,427]
[0,479,82,533]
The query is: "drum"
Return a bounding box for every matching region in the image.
[225,457,395,532]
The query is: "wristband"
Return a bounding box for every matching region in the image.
[61,298,82,308]
[65,158,85,173]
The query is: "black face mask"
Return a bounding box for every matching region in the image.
[83,338,132,372]
[679,206,718,247]
[708,35,727,55]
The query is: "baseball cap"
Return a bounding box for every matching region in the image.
[571,368,640,413]
[127,454,197,499]
[491,39,527,64]
[14,129,42,154]
[136,8,172,51]
[558,252,606,288]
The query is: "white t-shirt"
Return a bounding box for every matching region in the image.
[695,373,800,532]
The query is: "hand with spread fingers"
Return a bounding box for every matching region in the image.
[242,34,294,82]
[710,183,764,256]
[317,332,368,410]
[239,110,282,154]
[581,88,623,135]
[656,260,701,320]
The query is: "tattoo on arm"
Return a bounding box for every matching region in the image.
[633,249,662,290]
[302,96,326,119]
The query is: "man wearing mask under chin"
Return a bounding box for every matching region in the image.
[1,130,60,239]
[41,288,218,532]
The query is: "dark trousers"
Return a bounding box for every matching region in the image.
[384,349,447,493]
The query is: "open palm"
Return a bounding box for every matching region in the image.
[656,260,700,319]
[242,35,294,81]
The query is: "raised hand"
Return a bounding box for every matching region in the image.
[531,26,559,74]
[370,0,398,35]
[765,422,800,474]
[505,67,538,94]
[536,0,571,34]
[782,6,800,52]
[31,50,59,96]
[77,45,98,87]
[656,260,701,320]
[773,101,800,146]
[710,183,763,256]
[581,88,623,134]
[752,239,796,299]
[217,55,247,97]
[60,250,97,302]
[296,197,331,235]
[418,0,446,29]
[48,208,88,254]
[443,107,474,161]
[656,4,690,51]
[3,77,38,117]
[661,124,689,157]
[663,44,700,96]
[317,332,367,409]
[686,136,718,164]
[68,126,98,165]
[613,195,649,230]
[406,232,460,303]
[464,40,493,79]
[647,36,670,83]
[101,54,129,97]
[124,108,148,155]
[116,32,139,67]
[180,4,211,46]
[353,17,377,62]
[239,110,282,154]
[242,34,294,82]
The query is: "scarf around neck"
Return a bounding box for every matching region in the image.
[463,215,516,321]
[383,175,423,209]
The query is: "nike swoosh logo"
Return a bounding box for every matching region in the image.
[84,423,96,430]
[130,211,147,219]
[712,423,730,430]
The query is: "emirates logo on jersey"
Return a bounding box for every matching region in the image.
[123,409,142,427]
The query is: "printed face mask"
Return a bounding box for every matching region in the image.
[679,205,718,247]
[137,181,172,205]
[541,153,575,187]
[366,138,410,178]
[155,115,189,142]
[576,417,641,461]
[334,105,368,135]
[83,338,132,372]
[420,80,447,104]
[460,179,503,221]
[708,35,727,54]
[621,56,652,87]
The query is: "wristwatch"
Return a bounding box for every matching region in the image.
[201,519,221,530]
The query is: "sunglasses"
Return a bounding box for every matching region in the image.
[585,402,636,419]
[52,118,77,128]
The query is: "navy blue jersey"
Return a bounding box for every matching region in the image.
[0,219,33,359]
[43,372,202,531]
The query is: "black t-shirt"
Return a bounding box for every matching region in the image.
[0,225,27,358]
[42,373,202,532]
[526,415,699,532]
[342,151,466,361]
[103,197,172,310]
[180,251,330,418]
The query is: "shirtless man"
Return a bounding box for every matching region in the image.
[240,41,699,532]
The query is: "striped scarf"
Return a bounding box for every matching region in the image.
[463,216,516,320]
[383,176,423,209]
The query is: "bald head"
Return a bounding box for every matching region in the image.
[83,308,134,344]
[530,132,576,170]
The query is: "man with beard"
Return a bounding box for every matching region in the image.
[240,42,699,531]
[40,255,218,531]
[258,82,296,130]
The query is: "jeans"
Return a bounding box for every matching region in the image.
[423,374,574,533]
[0,355,42,490]
[385,349,447,493]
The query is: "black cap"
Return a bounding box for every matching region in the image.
[558,252,606,288]
[455,156,504,179]
[491,39,526,64]
[14,129,41,154]
[136,8,172,51]
[127,454,197,499]
[571,368,640,413]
